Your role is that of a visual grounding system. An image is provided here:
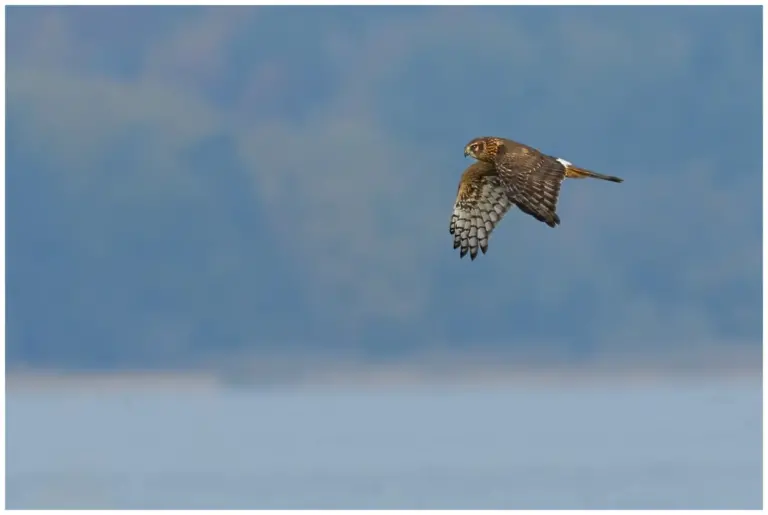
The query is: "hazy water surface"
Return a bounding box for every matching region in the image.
[6,377,762,509]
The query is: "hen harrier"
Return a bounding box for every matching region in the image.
[449,136,623,260]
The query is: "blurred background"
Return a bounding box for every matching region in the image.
[5,5,763,509]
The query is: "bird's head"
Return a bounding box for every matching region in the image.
[464,137,502,162]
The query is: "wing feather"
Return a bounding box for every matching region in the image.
[449,162,513,260]
[494,148,566,228]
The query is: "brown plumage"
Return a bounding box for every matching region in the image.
[449,136,624,260]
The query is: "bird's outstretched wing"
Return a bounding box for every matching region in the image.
[449,162,514,260]
[493,148,566,228]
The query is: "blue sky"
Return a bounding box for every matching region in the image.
[6,6,762,368]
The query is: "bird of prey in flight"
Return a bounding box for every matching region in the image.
[449,136,624,260]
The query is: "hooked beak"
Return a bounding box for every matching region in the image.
[463,148,470,158]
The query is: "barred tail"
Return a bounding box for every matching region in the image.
[558,159,624,183]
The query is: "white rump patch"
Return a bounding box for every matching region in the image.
[556,158,572,168]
